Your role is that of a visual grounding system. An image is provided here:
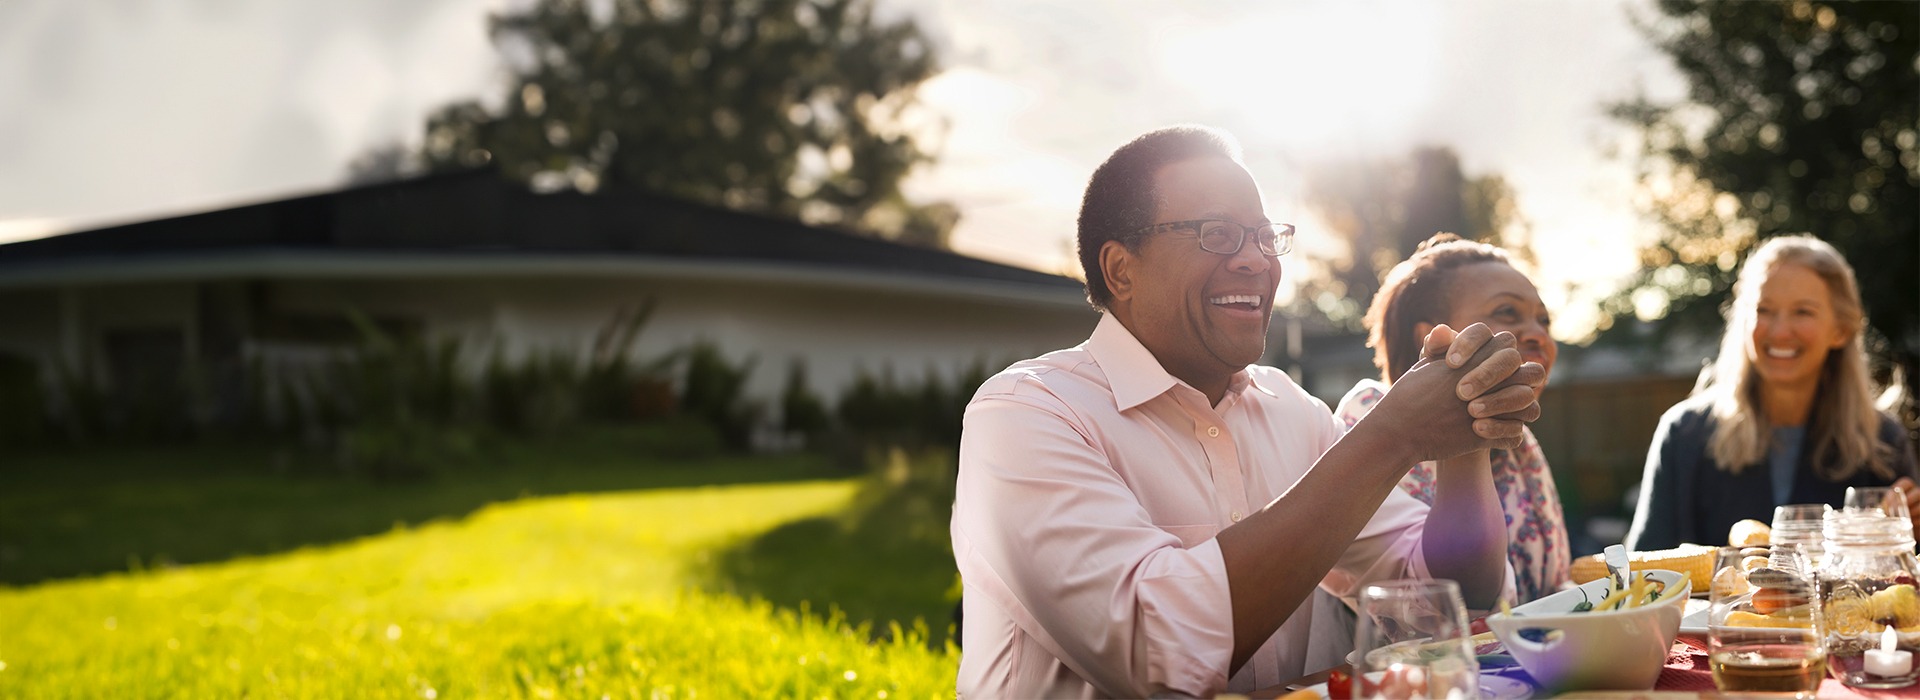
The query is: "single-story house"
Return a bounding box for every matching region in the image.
[0,170,1117,432]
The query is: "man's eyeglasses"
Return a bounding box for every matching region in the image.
[1135,219,1295,257]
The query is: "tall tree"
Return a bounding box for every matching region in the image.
[1296,147,1532,329]
[1607,0,1918,420]
[403,0,954,247]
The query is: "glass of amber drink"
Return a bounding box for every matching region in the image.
[1709,543,1826,696]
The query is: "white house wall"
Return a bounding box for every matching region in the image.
[258,274,1098,411]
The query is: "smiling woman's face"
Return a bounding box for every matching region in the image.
[1434,262,1556,381]
[1746,262,1847,394]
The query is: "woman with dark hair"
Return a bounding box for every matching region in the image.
[1626,235,1918,551]
[1335,233,1569,603]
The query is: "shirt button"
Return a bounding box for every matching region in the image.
[1207,426,1221,438]
[1232,511,1243,522]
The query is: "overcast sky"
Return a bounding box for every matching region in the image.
[0,0,1684,338]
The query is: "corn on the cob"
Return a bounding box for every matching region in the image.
[1570,544,1716,592]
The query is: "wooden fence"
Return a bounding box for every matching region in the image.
[1532,376,1698,552]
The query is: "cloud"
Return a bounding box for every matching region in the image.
[0,0,501,225]
[903,67,1085,271]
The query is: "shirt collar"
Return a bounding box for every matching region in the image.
[1241,367,1282,401]
[1088,313,1260,412]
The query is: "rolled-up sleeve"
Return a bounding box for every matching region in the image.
[954,391,1235,698]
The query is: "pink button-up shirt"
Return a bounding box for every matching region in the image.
[953,314,1500,698]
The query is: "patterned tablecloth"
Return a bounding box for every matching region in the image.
[1265,636,1920,698]
[1636,635,1920,699]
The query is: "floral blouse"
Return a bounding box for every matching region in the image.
[1335,379,1572,603]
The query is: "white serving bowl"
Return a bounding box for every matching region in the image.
[1484,569,1691,693]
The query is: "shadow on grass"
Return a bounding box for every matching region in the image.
[700,447,960,645]
[0,423,847,587]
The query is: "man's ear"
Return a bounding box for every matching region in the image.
[1414,321,1435,342]
[1100,240,1137,303]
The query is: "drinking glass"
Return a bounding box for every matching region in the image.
[1845,486,1912,523]
[1820,508,1920,688]
[1354,579,1478,700]
[1708,544,1826,696]
[1772,504,1832,565]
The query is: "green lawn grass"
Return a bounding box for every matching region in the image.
[0,438,962,697]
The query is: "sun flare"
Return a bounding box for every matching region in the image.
[1156,1,1444,157]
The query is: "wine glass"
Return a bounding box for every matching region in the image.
[1354,579,1479,700]
[1708,544,1826,696]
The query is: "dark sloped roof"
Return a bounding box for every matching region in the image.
[0,170,1084,292]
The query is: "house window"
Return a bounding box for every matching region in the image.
[102,327,185,400]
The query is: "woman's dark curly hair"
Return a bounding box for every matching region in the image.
[1365,233,1512,382]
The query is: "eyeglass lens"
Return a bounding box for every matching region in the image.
[1197,221,1291,256]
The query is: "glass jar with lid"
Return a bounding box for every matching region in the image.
[1820,510,1920,688]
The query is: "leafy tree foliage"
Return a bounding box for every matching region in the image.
[1607,0,1917,414]
[1295,147,1532,329]
[401,0,956,246]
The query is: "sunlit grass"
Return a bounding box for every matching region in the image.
[0,479,960,697]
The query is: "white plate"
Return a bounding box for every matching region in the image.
[1295,674,1534,700]
[1678,597,1712,636]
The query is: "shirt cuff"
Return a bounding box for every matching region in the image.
[1137,536,1236,696]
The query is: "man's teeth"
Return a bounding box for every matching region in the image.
[1209,295,1261,306]
[1767,347,1799,359]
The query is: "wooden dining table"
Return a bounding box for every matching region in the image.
[1254,635,1920,699]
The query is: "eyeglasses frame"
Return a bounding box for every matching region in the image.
[1133,219,1295,257]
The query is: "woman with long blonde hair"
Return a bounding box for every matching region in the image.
[1626,235,1918,550]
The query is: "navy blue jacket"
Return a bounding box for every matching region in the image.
[1625,393,1918,552]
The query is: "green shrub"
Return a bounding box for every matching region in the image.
[40,352,212,445]
[837,367,911,442]
[579,300,676,423]
[481,346,582,436]
[780,360,833,442]
[0,351,45,446]
[681,341,759,450]
[480,303,677,435]
[123,356,212,443]
[237,354,287,438]
[47,359,110,443]
[311,310,479,430]
[835,358,999,449]
[283,309,486,476]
